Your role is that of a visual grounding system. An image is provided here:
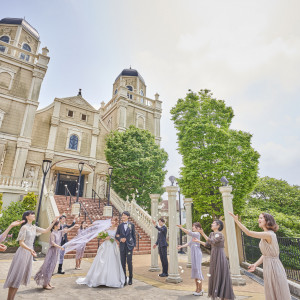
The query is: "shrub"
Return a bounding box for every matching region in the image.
[0,193,3,213]
[22,192,37,210]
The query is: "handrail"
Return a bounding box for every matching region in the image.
[64,185,93,224]
[92,189,101,208]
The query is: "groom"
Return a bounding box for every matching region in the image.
[116,211,136,285]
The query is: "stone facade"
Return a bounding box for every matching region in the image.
[0,18,162,206]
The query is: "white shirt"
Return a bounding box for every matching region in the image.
[123,222,129,231]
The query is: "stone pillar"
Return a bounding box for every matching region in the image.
[219,185,246,285]
[184,198,193,268]
[85,172,94,198]
[149,194,160,272]
[166,186,182,283]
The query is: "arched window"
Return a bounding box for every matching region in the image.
[22,43,31,52]
[20,43,31,61]
[69,134,79,150]
[114,88,118,95]
[140,89,144,104]
[127,85,133,99]
[0,36,10,53]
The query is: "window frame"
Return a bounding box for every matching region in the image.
[68,134,79,151]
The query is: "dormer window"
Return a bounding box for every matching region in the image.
[0,36,10,53]
[114,88,118,95]
[20,43,31,61]
[140,90,144,104]
[67,110,74,117]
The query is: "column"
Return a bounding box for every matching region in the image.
[166,186,182,283]
[85,172,94,198]
[219,185,246,285]
[117,100,128,131]
[184,198,193,268]
[149,194,160,272]
[90,112,99,159]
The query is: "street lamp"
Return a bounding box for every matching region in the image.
[176,181,185,254]
[107,167,113,206]
[169,175,176,186]
[36,159,52,227]
[76,161,84,202]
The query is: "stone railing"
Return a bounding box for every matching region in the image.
[110,190,152,236]
[0,175,38,190]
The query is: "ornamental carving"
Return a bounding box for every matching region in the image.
[1,27,11,35]
[33,70,45,79]
[92,128,100,136]
[17,140,30,149]
[51,116,59,126]
[25,35,32,44]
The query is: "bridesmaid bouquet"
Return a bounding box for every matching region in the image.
[98,231,114,243]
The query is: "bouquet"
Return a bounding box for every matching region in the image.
[98,231,114,243]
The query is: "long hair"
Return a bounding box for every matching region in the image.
[80,221,86,230]
[214,219,224,231]
[112,216,118,225]
[262,213,279,232]
[21,211,35,227]
[51,220,60,232]
[193,222,202,229]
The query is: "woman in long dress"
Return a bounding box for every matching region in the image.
[177,222,204,296]
[0,220,24,252]
[34,220,77,289]
[75,221,89,270]
[76,217,125,288]
[193,220,235,300]
[229,211,291,300]
[4,211,59,300]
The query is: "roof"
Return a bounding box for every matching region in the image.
[115,68,145,84]
[0,18,39,40]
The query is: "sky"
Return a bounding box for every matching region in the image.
[2,0,300,186]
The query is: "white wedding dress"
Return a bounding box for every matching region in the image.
[76,229,125,288]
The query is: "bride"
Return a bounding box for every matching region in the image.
[76,217,125,288]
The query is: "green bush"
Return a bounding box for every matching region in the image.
[22,192,37,210]
[0,193,38,246]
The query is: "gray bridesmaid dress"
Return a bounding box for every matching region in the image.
[4,224,43,288]
[187,230,204,279]
[34,230,63,286]
[205,232,235,300]
[260,231,291,300]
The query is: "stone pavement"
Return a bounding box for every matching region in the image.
[0,252,265,300]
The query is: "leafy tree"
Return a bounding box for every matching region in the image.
[105,125,168,212]
[170,89,260,223]
[245,176,300,216]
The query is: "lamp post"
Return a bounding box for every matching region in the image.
[76,161,84,202]
[36,159,52,227]
[176,181,184,254]
[107,167,113,206]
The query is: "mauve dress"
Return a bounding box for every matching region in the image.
[34,230,63,286]
[75,228,87,260]
[187,230,204,280]
[0,233,5,242]
[4,224,43,288]
[206,232,235,300]
[260,231,291,300]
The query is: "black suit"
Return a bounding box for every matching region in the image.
[116,222,136,279]
[155,225,168,275]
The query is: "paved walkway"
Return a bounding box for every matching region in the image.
[0,253,265,299]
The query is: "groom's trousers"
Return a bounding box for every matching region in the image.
[158,246,168,274]
[120,244,133,278]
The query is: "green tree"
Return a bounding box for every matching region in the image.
[170,89,260,223]
[105,125,168,212]
[245,176,300,216]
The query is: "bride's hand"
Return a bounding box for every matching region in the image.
[105,236,110,240]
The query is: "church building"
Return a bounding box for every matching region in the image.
[0,18,162,206]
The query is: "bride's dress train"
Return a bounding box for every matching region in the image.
[76,229,125,288]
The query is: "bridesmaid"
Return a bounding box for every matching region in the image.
[75,221,89,270]
[177,222,204,296]
[34,219,76,289]
[193,220,235,300]
[229,211,291,300]
[4,210,58,300]
[0,220,24,252]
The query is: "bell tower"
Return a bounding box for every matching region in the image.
[0,18,50,178]
[101,68,162,144]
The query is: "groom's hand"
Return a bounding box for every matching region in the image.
[121,238,126,243]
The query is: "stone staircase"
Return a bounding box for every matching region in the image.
[54,195,152,259]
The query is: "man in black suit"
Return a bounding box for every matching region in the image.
[57,215,77,274]
[152,218,168,277]
[116,211,136,285]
